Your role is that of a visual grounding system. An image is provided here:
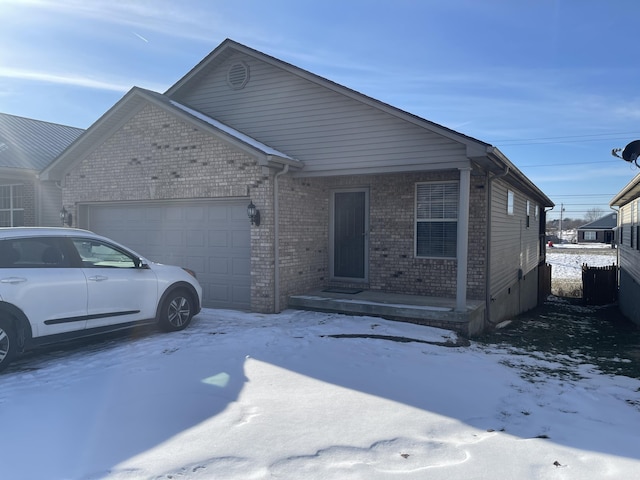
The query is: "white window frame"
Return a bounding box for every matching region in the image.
[0,184,25,227]
[507,190,514,215]
[584,231,596,241]
[415,181,458,259]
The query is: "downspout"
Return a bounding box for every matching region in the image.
[485,165,509,325]
[273,164,289,312]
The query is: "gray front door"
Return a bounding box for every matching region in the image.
[331,189,368,281]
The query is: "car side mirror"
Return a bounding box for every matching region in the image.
[136,258,149,269]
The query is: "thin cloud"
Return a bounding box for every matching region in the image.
[0,67,166,93]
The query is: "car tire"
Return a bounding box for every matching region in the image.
[0,318,17,373]
[158,289,194,332]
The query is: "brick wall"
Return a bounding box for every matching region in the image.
[60,102,490,312]
[278,169,488,304]
[62,103,277,313]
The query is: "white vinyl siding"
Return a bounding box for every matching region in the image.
[415,182,458,258]
[171,53,469,176]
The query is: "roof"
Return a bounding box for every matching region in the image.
[166,39,553,208]
[610,171,640,207]
[42,39,553,208]
[577,212,617,230]
[0,113,84,171]
[41,87,301,181]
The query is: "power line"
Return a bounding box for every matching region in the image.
[491,131,640,145]
[518,160,621,168]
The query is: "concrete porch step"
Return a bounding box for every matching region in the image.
[288,290,486,336]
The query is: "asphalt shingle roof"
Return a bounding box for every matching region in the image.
[0,113,84,171]
[578,212,617,230]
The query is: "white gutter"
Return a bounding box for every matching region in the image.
[273,164,289,312]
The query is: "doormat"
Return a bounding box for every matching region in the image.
[323,288,362,294]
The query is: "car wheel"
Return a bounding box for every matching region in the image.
[0,319,17,373]
[158,289,194,332]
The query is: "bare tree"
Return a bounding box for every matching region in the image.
[585,207,605,223]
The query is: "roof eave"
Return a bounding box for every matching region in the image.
[610,171,640,207]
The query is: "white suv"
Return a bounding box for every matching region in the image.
[0,227,202,372]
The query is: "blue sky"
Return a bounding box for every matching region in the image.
[1,0,639,222]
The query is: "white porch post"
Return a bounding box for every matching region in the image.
[456,167,471,311]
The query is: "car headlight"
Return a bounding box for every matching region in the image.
[182,267,197,278]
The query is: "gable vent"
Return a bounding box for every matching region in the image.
[227,62,250,90]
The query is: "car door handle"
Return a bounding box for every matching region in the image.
[0,277,27,284]
[87,275,109,282]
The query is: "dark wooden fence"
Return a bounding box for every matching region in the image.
[582,264,617,305]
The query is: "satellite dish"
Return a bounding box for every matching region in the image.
[612,139,640,166]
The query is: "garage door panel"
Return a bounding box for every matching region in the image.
[87,201,250,310]
[231,230,250,249]
[209,231,228,248]
[232,257,250,276]
[186,230,205,247]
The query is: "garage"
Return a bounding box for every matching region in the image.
[81,200,251,310]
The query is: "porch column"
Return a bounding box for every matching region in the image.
[456,167,471,311]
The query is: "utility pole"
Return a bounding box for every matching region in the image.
[559,203,565,243]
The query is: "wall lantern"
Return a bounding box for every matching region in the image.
[247,200,260,226]
[60,207,72,227]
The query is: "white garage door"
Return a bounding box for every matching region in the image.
[83,200,251,310]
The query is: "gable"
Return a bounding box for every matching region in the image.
[168,44,470,176]
[42,88,300,182]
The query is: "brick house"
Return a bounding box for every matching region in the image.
[0,113,83,227]
[43,39,553,335]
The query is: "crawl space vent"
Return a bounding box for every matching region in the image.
[227,62,250,90]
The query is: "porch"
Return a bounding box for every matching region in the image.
[288,289,486,337]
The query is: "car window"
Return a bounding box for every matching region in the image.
[0,237,70,268]
[72,238,138,268]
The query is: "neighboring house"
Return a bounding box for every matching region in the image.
[611,173,640,326]
[0,113,84,226]
[576,212,617,244]
[42,39,553,335]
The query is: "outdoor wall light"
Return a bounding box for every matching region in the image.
[60,207,72,227]
[247,200,260,226]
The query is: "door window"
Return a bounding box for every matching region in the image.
[72,239,138,268]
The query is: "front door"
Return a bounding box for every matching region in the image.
[331,189,369,281]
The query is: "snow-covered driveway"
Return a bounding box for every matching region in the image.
[1,308,639,480]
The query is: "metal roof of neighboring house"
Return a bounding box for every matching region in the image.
[0,113,84,171]
[577,212,617,230]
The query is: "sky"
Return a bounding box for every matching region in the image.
[1,0,640,222]
[2,289,640,479]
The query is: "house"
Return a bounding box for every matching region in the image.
[610,173,640,326]
[42,39,553,335]
[0,113,84,226]
[576,212,617,244]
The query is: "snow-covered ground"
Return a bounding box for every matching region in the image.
[2,307,639,480]
[547,243,617,279]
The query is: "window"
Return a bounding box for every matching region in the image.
[584,231,596,241]
[72,239,138,268]
[0,184,24,227]
[0,237,69,268]
[526,200,531,228]
[415,182,458,258]
[507,190,514,215]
